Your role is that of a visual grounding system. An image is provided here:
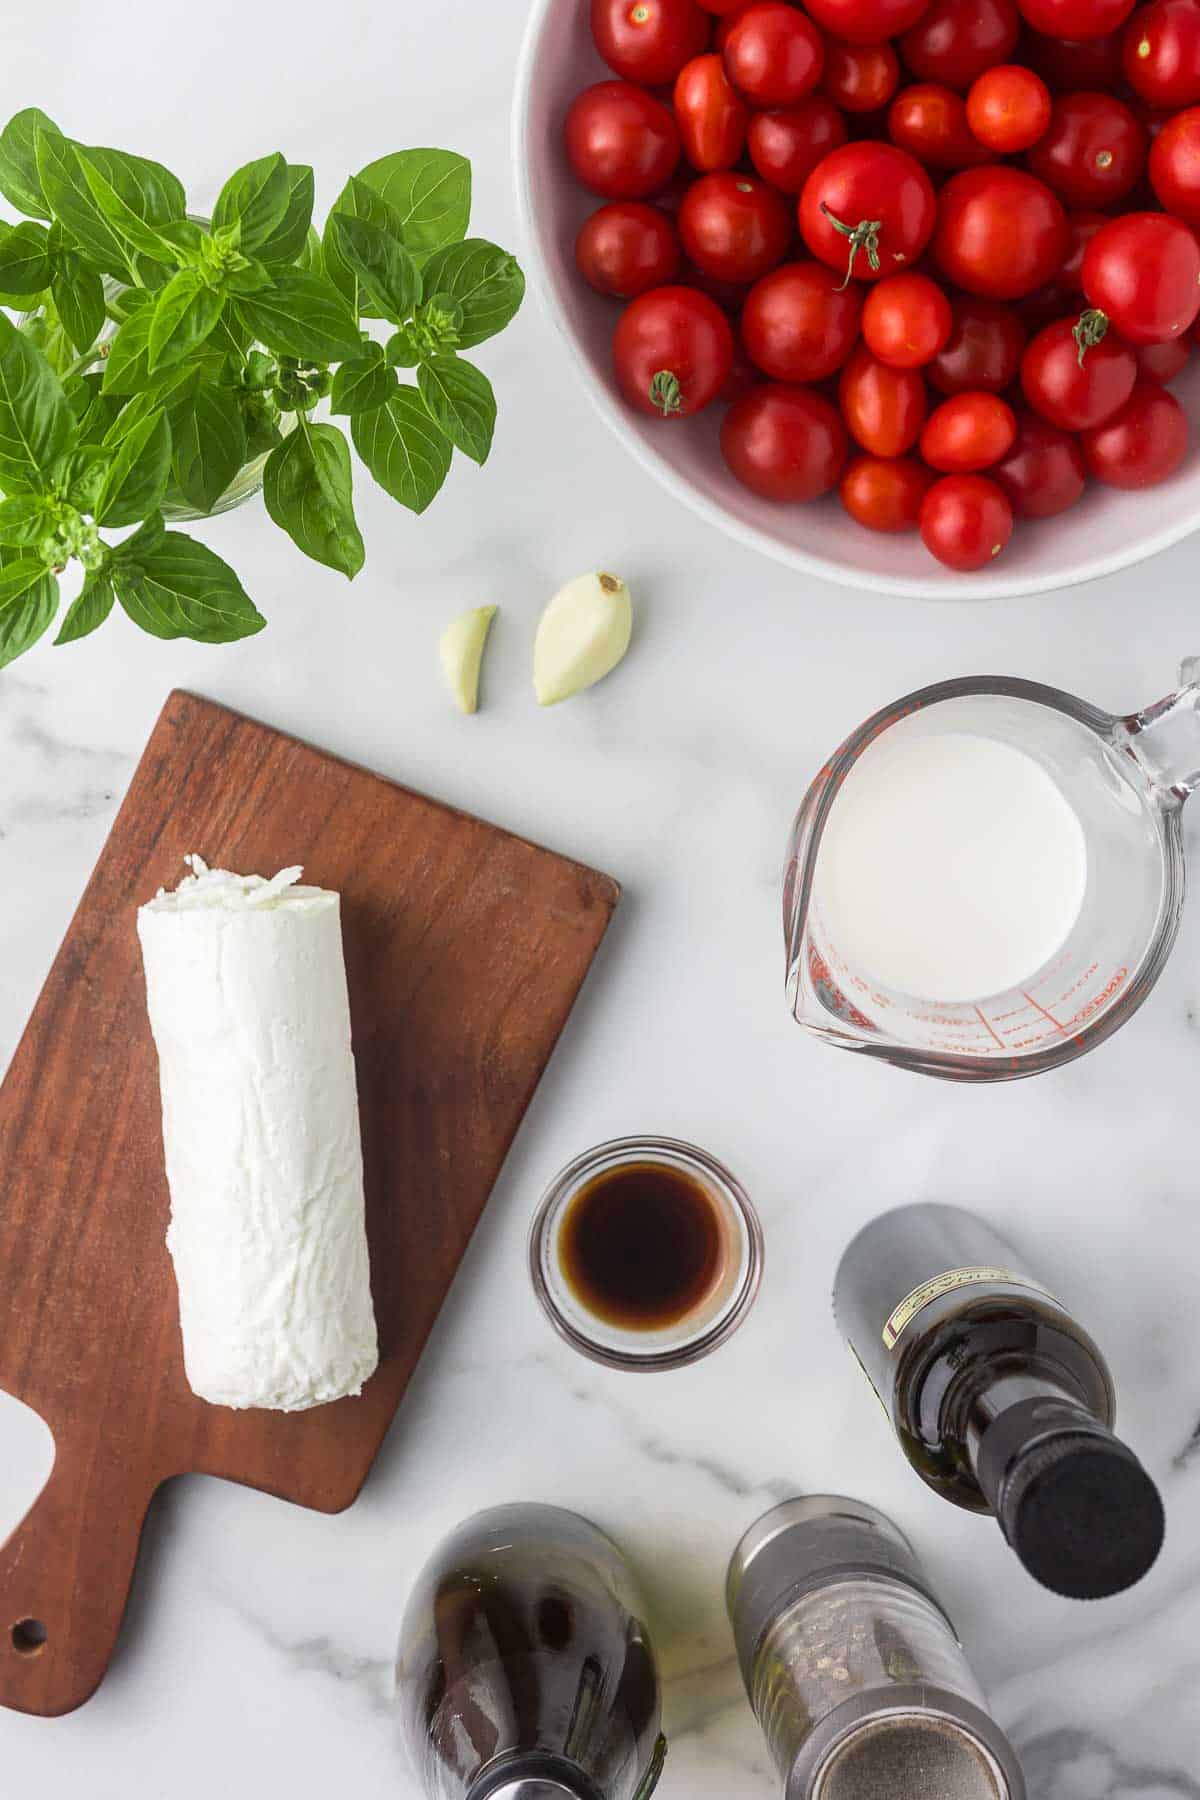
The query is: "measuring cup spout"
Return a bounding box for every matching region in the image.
[1114,659,1200,802]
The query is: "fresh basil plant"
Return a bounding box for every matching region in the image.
[0,108,525,667]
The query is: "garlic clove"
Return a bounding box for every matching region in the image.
[533,572,632,707]
[440,606,498,714]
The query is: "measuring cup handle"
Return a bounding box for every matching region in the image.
[1116,667,1200,800]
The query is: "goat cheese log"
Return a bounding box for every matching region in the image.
[137,856,379,1411]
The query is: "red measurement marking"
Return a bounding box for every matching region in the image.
[1021,990,1066,1033]
[973,1006,1007,1050]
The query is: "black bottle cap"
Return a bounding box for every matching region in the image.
[999,1431,1165,1600]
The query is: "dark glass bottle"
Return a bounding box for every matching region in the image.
[833,1203,1164,1600]
[397,1504,666,1800]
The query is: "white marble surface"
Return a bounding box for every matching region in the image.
[2,2,1199,1794]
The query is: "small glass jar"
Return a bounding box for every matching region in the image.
[529,1136,763,1373]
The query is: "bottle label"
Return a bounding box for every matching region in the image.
[882,1266,1057,1349]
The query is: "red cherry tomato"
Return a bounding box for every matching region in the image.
[1024,28,1125,88]
[965,65,1051,153]
[741,260,864,380]
[679,171,794,280]
[1079,381,1189,485]
[804,0,933,45]
[591,0,711,84]
[994,408,1087,515]
[748,100,849,193]
[1059,211,1107,290]
[861,272,952,366]
[699,0,744,11]
[720,382,849,498]
[613,285,735,416]
[1149,105,1200,227]
[919,474,1014,568]
[674,53,749,170]
[719,342,760,403]
[1081,212,1200,346]
[800,142,936,285]
[1015,0,1135,38]
[1135,337,1190,382]
[566,83,682,199]
[839,344,928,453]
[929,296,1026,393]
[823,42,902,112]
[840,453,935,528]
[723,3,826,104]
[898,0,1020,91]
[576,201,682,297]
[1123,0,1200,107]
[1027,93,1147,209]
[889,82,993,167]
[933,167,1068,300]
[1021,315,1137,429]
[919,390,1017,470]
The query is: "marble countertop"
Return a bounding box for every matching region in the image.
[2,2,1199,1794]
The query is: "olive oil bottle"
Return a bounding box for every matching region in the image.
[834,1203,1164,1600]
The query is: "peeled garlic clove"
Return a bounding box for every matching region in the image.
[534,572,632,707]
[440,605,498,714]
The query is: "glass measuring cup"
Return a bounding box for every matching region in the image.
[784,662,1200,1082]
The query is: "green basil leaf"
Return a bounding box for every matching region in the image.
[0,554,51,608]
[75,147,183,264]
[37,133,134,277]
[147,270,224,371]
[329,345,396,415]
[353,149,471,262]
[167,382,246,513]
[101,307,154,393]
[60,442,111,513]
[212,153,290,254]
[385,327,421,368]
[55,567,114,644]
[65,372,121,442]
[106,285,154,324]
[112,525,265,643]
[0,560,58,668]
[233,270,361,363]
[0,109,62,220]
[418,239,525,349]
[103,365,201,441]
[325,211,420,326]
[82,144,184,225]
[0,495,49,546]
[417,354,495,465]
[221,257,272,296]
[296,221,323,274]
[0,222,53,295]
[51,258,106,355]
[93,406,170,525]
[351,385,451,514]
[256,166,316,267]
[0,312,76,490]
[156,218,205,260]
[321,173,407,311]
[264,421,364,578]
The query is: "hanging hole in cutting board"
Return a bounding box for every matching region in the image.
[11,1620,47,1656]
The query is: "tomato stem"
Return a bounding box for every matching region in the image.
[1073,307,1109,367]
[649,369,683,417]
[819,203,882,290]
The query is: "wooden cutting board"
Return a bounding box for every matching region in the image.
[0,689,619,1718]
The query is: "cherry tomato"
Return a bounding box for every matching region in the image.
[862,272,952,366]
[1021,315,1137,429]
[699,0,744,11]
[898,0,1020,91]
[719,342,760,403]
[1027,93,1146,209]
[748,100,849,193]
[840,453,935,528]
[1131,99,1175,139]
[929,296,1026,393]
[1059,211,1107,290]
[800,142,936,284]
[566,83,682,199]
[1135,337,1190,382]
[994,408,1087,515]
[613,285,734,416]
[723,3,826,104]
[576,201,682,297]
[720,382,849,497]
[919,474,1014,568]
[674,53,749,170]
[1149,105,1200,227]
[742,260,864,380]
[1123,0,1200,107]
[1023,28,1124,88]
[679,171,793,280]
[1015,0,1135,38]
[920,390,1017,469]
[889,82,993,167]
[804,0,933,46]
[823,42,902,112]
[679,257,753,310]
[1082,212,1200,347]
[1079,381,1189,485]
[933,167,1067,300]
[839,344,928,453]
[965,65,1051,153]
[592,0,711,84]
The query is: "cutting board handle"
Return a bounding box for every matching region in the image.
[0,1429,156,1717]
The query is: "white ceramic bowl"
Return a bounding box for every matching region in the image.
[513,0,1200,599]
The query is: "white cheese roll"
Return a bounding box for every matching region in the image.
[138,856,379,1411]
